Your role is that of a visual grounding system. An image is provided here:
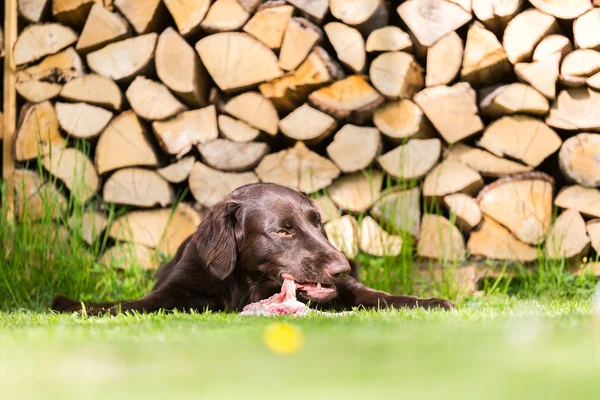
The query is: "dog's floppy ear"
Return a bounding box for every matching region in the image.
[194,200,243,281]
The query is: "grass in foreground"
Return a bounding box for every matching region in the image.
[1,297,600,400]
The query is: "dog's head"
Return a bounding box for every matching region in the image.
[194,183,350,303]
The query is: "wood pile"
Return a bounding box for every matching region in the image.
[5,0,600,271]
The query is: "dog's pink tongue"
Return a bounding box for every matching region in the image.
[240,279,308,316]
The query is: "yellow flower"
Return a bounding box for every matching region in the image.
[263,322,304,354]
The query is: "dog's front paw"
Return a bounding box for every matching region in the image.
[422,298,456,310]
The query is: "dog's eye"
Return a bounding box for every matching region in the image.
[276,229,292,237]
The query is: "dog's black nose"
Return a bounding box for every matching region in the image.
[326,263,351,280]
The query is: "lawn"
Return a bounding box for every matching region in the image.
[2,297,600,400]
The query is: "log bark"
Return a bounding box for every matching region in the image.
[446,143,532,177]
[417,214,465,263]
[377,138,441,181]
[370,187,420,237]
[18,0,51,23]
[545,209,590,261]
[324,215,359,259]
[574,9,600,51]
[13,169,68,221]
[324,22,366,73]
[14,101,66,162]
[189,162,259,207]
[558,133,600,188]
[286,0,328,24]
[156,27,209,108]
[55,102,113,139]
[103,168,175,208]
[95,111,159,174]
[327,125,380,173]
[16,47,83,103]
[461,22,511,88]
[467,216,538,262]
[223,92,279,136]
[329,0,388,36]
[278,17,322,71]
[532,34,572,61]
[68,211,108,245]
[423,159,483,200]
[243,3,294,50]
[443,193,482,234]
[59,74,123,111]
[514,53,561,100]
[587,219,600,254]
[14,23,78,66]
[312,196,341,223]
[255,141,340,194]
[560,49,600,87]
[126,76,187,121]
[41,147,99,203]
[163,0,211,36]
[114,0,166,34]
[426,31,463,87]
[529,0,592,20]
[414,83,483,144]
[478,116,561,168]
[152,106,218,157]
[373,99,434,143]
[359,216,403,257]
[52,0,98,30]
[279,104,337,145]
[366,26,412,53]
[370,51,424,99]
[502,9,559,64]
[100,244,158,270]
[327,171,383,213]
[477,172,554,245]
[198,139,269,172]
[555,185,600,219]
[479,83,549,118]
[200,0,250,33]
[546,87,600,131]
[196,32,283,93]
[157,156,195,184]
[472,0,522,35]
[87,33,157,83]
[218,115,260,143]
[76,4,129,53]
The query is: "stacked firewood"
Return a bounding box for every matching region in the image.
[6,0,600,271]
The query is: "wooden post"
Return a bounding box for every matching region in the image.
[3,0,17,221]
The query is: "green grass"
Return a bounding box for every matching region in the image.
[1,297,600,400]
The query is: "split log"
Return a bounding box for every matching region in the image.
[18,0,51,23]
[373,99,434,143]
[329,0,388,35]
[259,47,344,112]
[163,0,211,36]
[41,148,99,203]
[279,104,337,145]
[223,92,279,136]
[114,0,166,34]
[237,0,263,13]
[255,141,340,194]
[96,111,159,174]
[126,76,187,121]
[87,33,158,82]
[472,0,522,35]
[55,102,113,139]
[312,196,341,223]
[100,244,158,270]
[370,52,424,99]
[359,216,403,257]
[377,138,441,181]
[545,210,590,261]
[327,171,383,213]
[218,115,260,142]
[426,31,463,87]
[366,26,412,53]
[278,17,322,71]
[446,143,532,177]
[286,0,328,24]
[16,47,83,103]
[370,187,420,237]
[560,49,600,87]
[467,216,538,262]
[514,53,561,100]
[396,0,471,51]
[478,116,561,168]
[461,22,511,88]
[157,156,195,184]
[152,106,218,157]
[68,211,108,245]
[587,220,600,254]
[59,74,123,111]
[324,22,366,73]
[587,73,600,90]
[243,3,294,50]
[574,9,600,51]
[196,32,283,93]
[198,139,269,172]
[546,87,600,131]
[103,168,175,208]
[558,133,600,188]
[326,125,380,173]
[156,27,209,108]
[502,9,559,64]
[14,23,78,66]
[13,169,68,221]
[324,215,359,259]
[14,101,66,161]
[50,1,93,29]
[479,83,549,118]
[529,0,591,20]
[200,0,250,33]
[76,4,129,53]
[443,193,482,234]
[417,214,465,263]
[414,83,484,144]
[308,75,383,121]
[477,172,553,245]
[555,185,600,219]
[423,160,484,199]
[189,162,259,207]
[532,34,572,61]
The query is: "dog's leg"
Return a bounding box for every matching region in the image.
[335,276,455,310]
[51,295,119,313]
